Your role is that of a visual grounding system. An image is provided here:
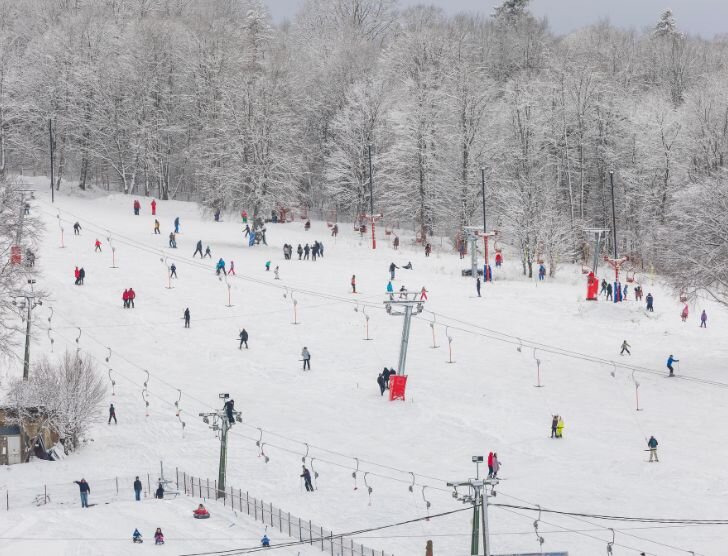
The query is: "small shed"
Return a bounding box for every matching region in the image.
[0,407,59,465]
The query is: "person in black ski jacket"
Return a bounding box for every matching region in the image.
[297,244,303,260]
[183,308,191,328]
[73,222,82,235]
[79,267,86,285]
[646,293,654,312]
[108,403,117,424]
[301,465,314,492]
[224,399,235,424]
[193,240,203,258]
[377,373,386,396]
[303,244,310,260]
[606,282,613,301]
[239,329,249,349]
[134,476,143,501]
[170,263,177,278]
[389,262,399,280]
[74,479,91,508]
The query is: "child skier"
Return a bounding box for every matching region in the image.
[666,354,679,376]
[681,304,689,322]
[95,239,102,252]
[351,275,356,293]
[132,529,143,543]
[154,528,164,545]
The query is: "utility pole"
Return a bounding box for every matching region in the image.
[13,280,42,381]
[199,394,241,499]
[481,167,486,233]
[384,290,425,375]
[609,170,618,259]
[49,119,55,204]
[368,143,377,250]
[448,456,498,556]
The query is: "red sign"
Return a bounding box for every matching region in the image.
[10,245,21,265]
[389,375,408,402]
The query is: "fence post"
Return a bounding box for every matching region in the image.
[299,517,302,541]
[330,532,334,555]
[309,520,313,545]
[176,467,179,489]
[6,490,8,511]
[321,526,324,550]
[279,508,282,532]
[183,472,187,494]
[115,477,119,495]
[208,478,211,499]
[147,474,151,496]
[288,511,291,537]
[230,486,234,510]
[44,485,47,505]
[270,502,273,526]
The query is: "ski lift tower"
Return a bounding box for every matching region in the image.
[583,228,610,274]
[363,213,383,250]
[198,394,242,499]
[462,226,481,278]
[384,290,425,401]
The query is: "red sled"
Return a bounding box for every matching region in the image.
[389,375,407,401]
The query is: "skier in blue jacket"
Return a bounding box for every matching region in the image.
[666,355,679,376]
[216,258,226,276]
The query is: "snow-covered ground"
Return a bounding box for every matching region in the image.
[2,177,727,555]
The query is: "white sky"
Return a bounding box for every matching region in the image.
[263,0,728,38]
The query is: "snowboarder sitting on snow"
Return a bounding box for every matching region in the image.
[216,258,226,276]
[193,504,210,519]
[301,465,314,492]
[154,528,164,545]
[646,293,654,312]
[261,534,270,547]
[666,354,679,376]
[620,340,631,356]
[403,261,413,270]
[132,529,143,543]
[204,245,212,258]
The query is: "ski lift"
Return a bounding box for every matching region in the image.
[384,223,394,236]
[679,290,688,303]
[299,207,309,221]
[415,230,425,244]
[626,270,636,283]
[326,208,337,228]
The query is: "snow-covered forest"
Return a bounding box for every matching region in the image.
[1,0,727,298]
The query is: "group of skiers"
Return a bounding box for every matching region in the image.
[132,527,165,545]
[132,198,157,216]
[376,367,397,395]
[294,241,324,260]
[193,240,212,259]
[73,266,86,285]
[550,415,565,438]
[487,452,501,479]
[122,288,137,308]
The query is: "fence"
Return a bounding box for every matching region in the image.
[1,469,164,511]
[177,468,394,556]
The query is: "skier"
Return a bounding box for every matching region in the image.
[154,528,165,545]
[193,240,204,258]
[155,483,165,499]
[133,529,143,543]
[647,435,659,462]
[304,220,311,231]
[319,242,324,258]
[700,310,707,328]
[170,263,177,279]
[351,275,357,293]
[265,260,271,271]
[274,266,280,280]
[425,243,432,257]
[606,282,613,301]
[108,403,117,424]
[420,286,428,301]
[74,266,81,285]
[183,308,190,328]
[680,304,688,322]
[241,210,248,224]
[620,340,631,356]
[646,292,654,312]
[556,417,564,438]
[389,262,399,280]
[134,476,142,501]
[214,208,221,222]
[635,285,643,301]
[78,267,85,285]
[128,288,136,308]
[301,347,311,371]
[487,452,494,478]
[261,535,270,547]
[550,415,558,438]
[491,452,500,478]
[133,199,140,215]
[174,217,180,233]
[95,239,102,252]
[495,251,503,268]
[297,244,303,260]
[301,465,314,492]
[666,354,679,376]
[169,232,177,248]
[216,258,226,276]
[303,244,310,260]
[204,245,212,258]
[459,242,466,259]
[73,221,82,235]
[600,279,607,296]
[476,276,481,297]
[239,328,249,349]
[377,373,386,396]
[398,285,407,299]
[151,199,156,215]
[538,264,546,281]
[386,280,394,299]
[154,219,160,234]
[193,504,210,519]
[312,242,318,260]
[74,478,91,508]
[331,224,338,237]
[228,261,236,276]
[122,289,129,309]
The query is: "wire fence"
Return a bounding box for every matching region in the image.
[176,468,394,556]
[1,469,165,511]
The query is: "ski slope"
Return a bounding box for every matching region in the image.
[2,178,728,555]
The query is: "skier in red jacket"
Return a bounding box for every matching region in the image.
[151,199,157,215]
[128,288,136,308]
[122,289,129,309]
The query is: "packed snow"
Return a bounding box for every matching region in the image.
[2,179,727,555]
